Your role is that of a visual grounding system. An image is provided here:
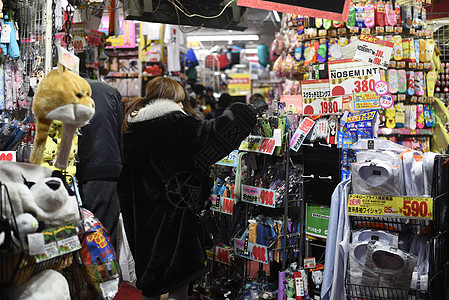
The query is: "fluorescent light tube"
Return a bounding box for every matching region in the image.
[273,11,281,22]
[186,35,259,42]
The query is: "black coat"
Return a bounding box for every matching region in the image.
[77,75,123,181]
[117,99,256,296]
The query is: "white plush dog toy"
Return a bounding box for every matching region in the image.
[0,161,79,227]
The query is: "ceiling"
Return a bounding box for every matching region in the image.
[183,8,281,49]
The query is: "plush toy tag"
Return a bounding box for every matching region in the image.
[27,232,45,255]
[1,23,11,43]
[57,46,80,74]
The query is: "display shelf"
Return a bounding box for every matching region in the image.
[377,128,435,136]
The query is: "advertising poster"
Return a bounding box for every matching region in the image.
[301,79,342,116]
[228,74,251,96]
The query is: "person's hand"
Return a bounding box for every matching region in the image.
[250,97,268,114]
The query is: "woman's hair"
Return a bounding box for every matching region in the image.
[182,95,200,119]
[122,77,186,133]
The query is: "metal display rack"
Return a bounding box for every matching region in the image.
[345,155,449,299]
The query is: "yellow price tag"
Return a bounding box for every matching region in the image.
[348,194,433,220]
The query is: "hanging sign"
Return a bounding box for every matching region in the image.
[216,150,239,167]
[248,242,269,264]
[290,117,315,152]
[306,204,330,239]
[301,79,343,116]
[354,34,394,69]
[242,185,277,208]
[347,194,433,220]
[237,0,352,22]
[57,46,80,74]
[239,136,276,155]
[328,59,380,96]
[72,35,87,53]
[215,246,232,265]
[87,29,102,46]
[220,197,236,215]
[228,74,251,96]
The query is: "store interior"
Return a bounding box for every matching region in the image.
[1,0,449,299]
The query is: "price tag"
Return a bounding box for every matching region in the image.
[273,129,282,147]
[361,28,371,35]
[304,257,317,269]
[87,29,102,46]
[398,94,406,101]
[248,243,268,264]
[328,59,381,96]
[301,79,342,116]
[290,117,315,152]
[409,62,417,69]
[242,185,276,208]
[388,61,397,68]
[350,27,359,34]
[374,81,389,96]
[239,136,276,155]
[418,63,424,70]
[1,23,11,43]
[397,61,406,68]
[27,232,46,255]
[394,26,403,34]
[0,151,16,162]
[375,26,384,34]
[338,28,347,35]
[348,194,433,220]
[354,34,394,69]
[57,46,80,74]
[72,35,87,53]
[410,28,416,35]
[215,246,231,265]
[329,30,337,37]
[386,26,394,33]
[220,197,236,215]
[318,29,327,36]
[379,93,394,109]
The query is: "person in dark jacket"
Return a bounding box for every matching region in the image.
[204,93,233,119]
[117,77,266,299]
[77,74,123,246]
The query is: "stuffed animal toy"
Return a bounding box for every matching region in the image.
[0,161,80,227]
[30,67,95,169]
[5,269,71,300]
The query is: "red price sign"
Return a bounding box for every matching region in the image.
[257,138,276,154]
[87,30,102,46]
[220,197,235,215]
[259,190,274,207]
[400,199,429,218]
[0,151,16,162]
[215,246,231,265]
[249,243,268,264]
[352,79,376,93]
[379,94,394,109]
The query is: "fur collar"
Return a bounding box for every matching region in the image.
[128,99,186,123]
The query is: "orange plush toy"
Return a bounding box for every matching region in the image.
[30,67,95,169]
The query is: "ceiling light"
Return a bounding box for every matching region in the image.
[186,35,260,42]
[273,11,281,22]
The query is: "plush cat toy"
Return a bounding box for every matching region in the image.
[30,67,95,169]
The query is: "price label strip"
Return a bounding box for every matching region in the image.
[242,185,277,208]
[328,59,381,97]
[220,197,236,215]
[348,194,433,220]
[301,79,343,116]
[248,242,268,264]
[354,34,394,69]
[239,136,276,155]
[215,246,232,265]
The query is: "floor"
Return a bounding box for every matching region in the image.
[113,283,169,300]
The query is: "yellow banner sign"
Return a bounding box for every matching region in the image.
[348,194,433,220]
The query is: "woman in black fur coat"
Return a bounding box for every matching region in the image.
[118,77,266,299]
